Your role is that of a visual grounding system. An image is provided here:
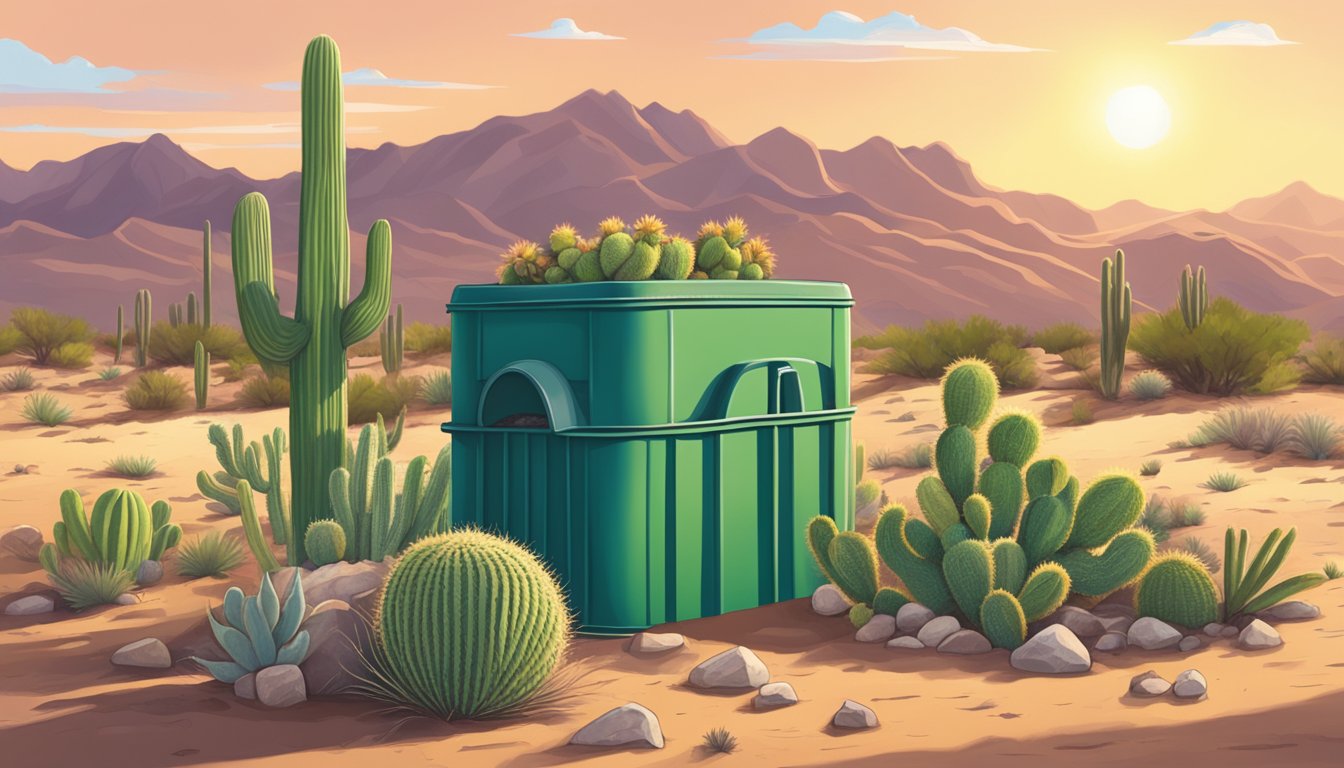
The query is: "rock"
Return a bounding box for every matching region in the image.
[832,699,878,729]
[301,600,369,696]
[1219,625,1240,638]
[1,525,43,561]
[1202,622,1226,637]
[917,616,961,648]
[1173,669,1207,700]
[753,682,798,709]
[938,629,992,655]
[811,584,851,616]
[688,646,769,689]
[1129,670,1172,697]
[1094,631,1127,653]
[630,632,685,654]
[1178,636,1201,652]
[114,593,138,606]
[856,614,896,643]
[256,664,307,707]
[887,636,925,650]
[1092,603,1138,620]
[111,638,171,669]
[234,672,257,700]
[4,594,55,616]
[896,603,936,633]
[1051,606,1107,638]
[1259,601,1320,622]
[135,560,163,587]
[1010,625,1091,674]
[570,703,664,748]
[1127,617,1183,650]
[1238,619,1283,650]
[271,559,391,610]
[1099,615,1134,634]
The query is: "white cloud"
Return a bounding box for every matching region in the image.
[729,10,1039,59]
[1170,21,1297,47]
[0,38,138,93]
[265,67,496,91]
[511,18,623,41]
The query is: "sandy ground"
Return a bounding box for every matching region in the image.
[2,348,1343,767]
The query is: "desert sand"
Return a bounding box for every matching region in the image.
[2,348,1342,767]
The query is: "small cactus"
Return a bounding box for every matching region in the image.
[548,223,578,253]
[1134,552,1219,627]
[1179,264,1208,330]
[305,520,347,566]
[194,340,209,409]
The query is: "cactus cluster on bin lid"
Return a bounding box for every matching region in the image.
[496,214,779,284]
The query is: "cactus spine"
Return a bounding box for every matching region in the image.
[1099,249,1131,400]
[134,289,151,367]
[202,220,213,327]
[376,530,570,718]
[381,303,403,374]
[194,340,209,409]
[1178,264,1207,330]
[114,305,124,365]
[231,36,392,562]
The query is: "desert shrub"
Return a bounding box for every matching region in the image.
[422,369,452,405]
[1070,397,1094,425]
[238,374,290,408]
[177,532,246,579]
[1325,562,1343,580]
[405,322,452,356]
[0,324,22,355]
[106,455,157,479]
[1288,413,1342,460]
[1130,298,1308,396]
[1031,322,1093,353]
[222,358,251,382]
[22,392,72,426]
[869,443,931,470]
[98,366,122,381]
[1202,471,1246,492]
[703,727,738,754]
[149,322,248,365]
[9,307,93,364]
[123,370,188,411]
[349,373,421,424]
[49,560,134,610]
[1139,459,1162,476]
[860,316,1036,388]
[1298,334,1344,385]
[2,366,36,391]
[855,479,881,510]
[1178,536,1221,574]
[48,341,94,369]
[1128,370,1172,401]
[1058,346,1097,371]
[1188,407,1338,458]
[1140,495,1202,542]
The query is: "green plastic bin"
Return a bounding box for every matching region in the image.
[443,280,855,634]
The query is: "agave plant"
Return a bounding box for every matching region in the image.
[191,571,310,683]
[1222,527,1326,621]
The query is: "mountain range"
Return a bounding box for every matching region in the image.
[4,88,1344,334]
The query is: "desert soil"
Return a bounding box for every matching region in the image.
[2,350,1342,767]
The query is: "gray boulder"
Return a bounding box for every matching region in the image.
[917,616,961,648]
[1259,601,1319,622]
[938,629,991,655]
[256,664,307,707]
[896,603,935,633]
[1094,632,1127,653]
[570,703,664,748]
[832,699,878,729]
[1051,606,1106,638]
[753,682,798,709]
[1127,617,1183,650]
[113,593,138,606]
[1010,625,1090,674]
[1178,636,1201,652]
[301,600,369,696]
[1238,619,1282,650]
[811,584,851,616]
[855,614,896,643]
[271,559,391,610]
[135,560,164,587]
[234,672,257,700]
[630,632,685,654]
[1129,670,1171,697]
[1,525,43,562]
[1173,669,1207,700]
[886,636,924,650]
[1202,622,1226,637]
[688,646,769,689]
[4,594,55,616]
[111,638,172,669]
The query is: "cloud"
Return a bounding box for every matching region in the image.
[265,67,496,91]
[0,38,139,93]
[1170,20,1297,47]
[511,18,623,41]
[726,10,1039,60]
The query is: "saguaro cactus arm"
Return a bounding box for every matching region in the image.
[232,193,309,363]
[342,219,393,347]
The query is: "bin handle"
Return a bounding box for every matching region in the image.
[710,358,810,419]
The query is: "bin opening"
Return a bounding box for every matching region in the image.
[492,412,550,429]
[477,360,583,432]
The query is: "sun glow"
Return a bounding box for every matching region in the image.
[1106,85,1171,149]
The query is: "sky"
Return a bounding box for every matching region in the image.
[0,0,1339,211]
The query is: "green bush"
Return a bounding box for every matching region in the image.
[1139,459,1162,477]
[1128,370,1172,401]
[405,322,452,356]
[177,532,246,579]
[238,374,290,408]
[860,316,1036,388]
[349,373,421,424]
[49,560,134,610]
[149,322,248,365]
[48,342,94,369]
[10,307,93,365]
[124,370,188,411]
[1059,346,1097,371]
[2,367,36,391]
[1130,298,1309,395]
[1202,471,1246,492]
[106,455,157,479]
[98,366,122,381]
[1070,397,1094,425]
[422,369,452,405]
[1031,322,1093,354]
[22,392,72,426]
[0,324,22,355]
[1191,407,1295,453]
[1299,334,1344,385]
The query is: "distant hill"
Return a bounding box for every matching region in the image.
[3,89,1343,332]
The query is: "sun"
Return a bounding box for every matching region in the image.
[1106,86,1171,149]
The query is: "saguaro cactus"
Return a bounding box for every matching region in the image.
[114,305,124,365]
[1179,264,1207,330]
[187,292,198,326]
[134,289,151,367]
[194,340,210,409]
[230,35,392,562]
[202,220,213,328]
[381,303,404,374]
[1099,249,1131,400]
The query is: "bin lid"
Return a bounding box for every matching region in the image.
[447,280,854,312]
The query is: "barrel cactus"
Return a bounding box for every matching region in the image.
[39,488,181,577]
[1133,552,1219,627]
[374,530,570,719]
[739,236,776,279]
[721,215,748,247]
[497,240,550,284]
[548,223,578,253]
[305,520,347,566]
[656,236,695,280]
